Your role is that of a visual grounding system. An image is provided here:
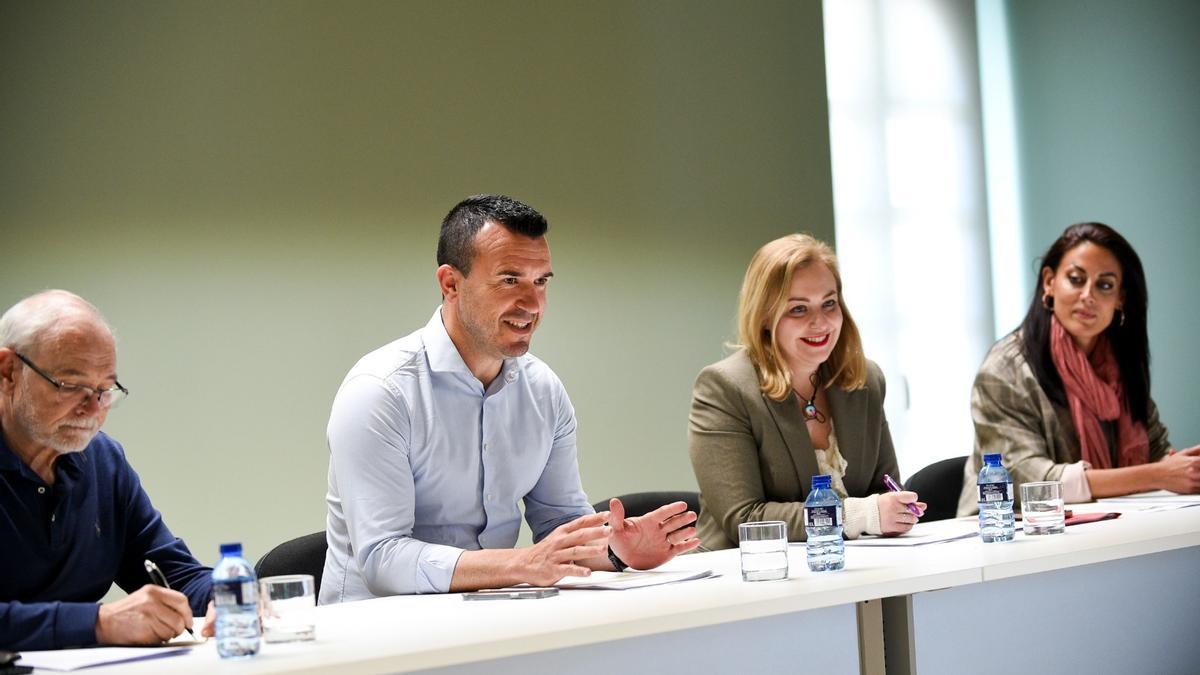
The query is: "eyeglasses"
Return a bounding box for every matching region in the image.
[13,352,129,409]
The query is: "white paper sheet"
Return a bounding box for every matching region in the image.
[842,517,979,547]
[1097,489,1200,504]
[553,569,716,590]
[16,645,192,671]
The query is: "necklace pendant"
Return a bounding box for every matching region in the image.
[803,402,817,419]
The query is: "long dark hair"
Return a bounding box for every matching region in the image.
[1018,222,1150,424]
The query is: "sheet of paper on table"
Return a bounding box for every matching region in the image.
[15,645,193,671]
[1097,489,1200,507]
[553,569,716,590]
[842,516,979,547]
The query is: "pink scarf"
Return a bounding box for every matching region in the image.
[1049,316,1149,469]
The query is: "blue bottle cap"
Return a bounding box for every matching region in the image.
[219,542,242,556]
[983,453,1002,466]
[811,474,832,489]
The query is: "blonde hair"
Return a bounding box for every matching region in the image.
[735,234,866,400]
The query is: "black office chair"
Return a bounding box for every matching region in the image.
[904,456,968,522]
[591,491,700,519]
[254,531,328,596]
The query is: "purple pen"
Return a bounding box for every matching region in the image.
[883,474,923,516]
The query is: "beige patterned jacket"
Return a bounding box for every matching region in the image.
[956,332,1170,515]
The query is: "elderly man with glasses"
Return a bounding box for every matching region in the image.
[0,290,212,650]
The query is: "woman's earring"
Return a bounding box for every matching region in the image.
[1042,294,1055,310]
[1118,308,1125,327]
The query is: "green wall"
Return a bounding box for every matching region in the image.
[1006,0,1200,447]
[0,1,833,566]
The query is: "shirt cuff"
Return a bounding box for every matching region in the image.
[842,494,881,539]
[55,601,101,648]
[416,543,467,594]
[1061,461,1093,503]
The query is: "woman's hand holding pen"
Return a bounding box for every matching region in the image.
[879,473,926,536]
[878,491,926,536]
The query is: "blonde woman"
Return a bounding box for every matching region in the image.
[688,234,924,549]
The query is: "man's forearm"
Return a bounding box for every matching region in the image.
[448,548,613,591]
[0,600,100,651]
[448,549,528,591]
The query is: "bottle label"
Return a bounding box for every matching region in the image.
[213,580,257,607]
[978,482,1012,503]
[805,504,842,528]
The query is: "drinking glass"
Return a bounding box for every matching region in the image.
[738,521,789,581]
[1020,481,1065,535]
[259,574,316,643]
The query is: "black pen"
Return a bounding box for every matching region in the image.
[143,559,196,639]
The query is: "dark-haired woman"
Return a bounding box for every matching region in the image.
[957,222,1200,514]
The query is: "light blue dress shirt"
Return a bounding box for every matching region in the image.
[320,308,592,602]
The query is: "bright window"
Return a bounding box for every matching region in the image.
[824,0,995,480]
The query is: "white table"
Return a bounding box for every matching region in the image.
[39,505,1200,674]
[882,503,1200,675]
[58,547,974,674]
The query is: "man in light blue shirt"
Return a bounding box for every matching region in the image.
[321,194,700,602]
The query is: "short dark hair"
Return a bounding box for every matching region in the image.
[437,194,549,275]
[1018,222,1151,425]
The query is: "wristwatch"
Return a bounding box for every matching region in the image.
[607,545,628,572]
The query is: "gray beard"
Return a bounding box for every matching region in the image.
[13,397,97,454]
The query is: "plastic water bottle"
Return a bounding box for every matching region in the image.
[804,474,845,571]
[977,453,1015,542]
[212,542,261,659]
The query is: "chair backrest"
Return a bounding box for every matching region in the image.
[904,456,968,522]
[592,491,700,519]
[254,531,328,596]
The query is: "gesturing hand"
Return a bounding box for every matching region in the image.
[607,498,701,570]
[95,584,193,645]
[516,511,611,586]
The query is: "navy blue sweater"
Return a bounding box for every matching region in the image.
[1,428,212,650]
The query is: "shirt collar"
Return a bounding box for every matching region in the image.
[422,307,521,388]
[423,307,476,376]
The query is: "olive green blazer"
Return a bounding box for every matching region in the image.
[688,349,898,550]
